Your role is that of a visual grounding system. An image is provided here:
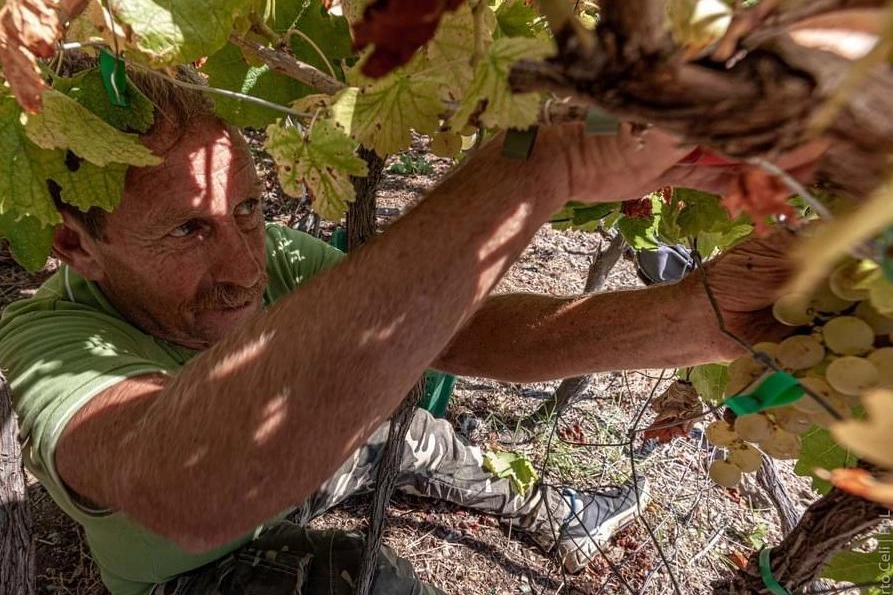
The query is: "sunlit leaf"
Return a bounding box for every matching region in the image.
[265,119,368,221]
[832,389,893,469]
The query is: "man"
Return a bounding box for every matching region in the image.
[0,65,797,595]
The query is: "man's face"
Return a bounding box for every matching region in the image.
[84,117,267,350]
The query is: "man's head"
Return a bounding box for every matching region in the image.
[52,57,267,349]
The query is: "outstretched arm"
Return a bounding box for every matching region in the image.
[436,230,797,381]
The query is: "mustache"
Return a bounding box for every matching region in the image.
[195,273,268,310]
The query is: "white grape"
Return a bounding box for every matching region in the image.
[829,261,871,301]
[725,356,765,395]
[705,420,739,446]
[735,413,773,443]
[709,459,743,488]
[729,443,763,473]
[855,300,893,335]
[809,394,850,428]
[867,347,893,388]
[752,342,779,360]
[776,335,825,371]
[771,406,812,435]
[825,356,880,396]
[821,316,875,355]
[811,283,855,314]
[794,377,838,415]
[759,429,802,460]
[772,293,814,326]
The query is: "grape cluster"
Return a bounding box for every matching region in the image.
[705,261,893,488]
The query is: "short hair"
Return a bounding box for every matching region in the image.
[51,51,215,239]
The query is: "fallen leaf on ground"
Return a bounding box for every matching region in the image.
[642,380,703,443]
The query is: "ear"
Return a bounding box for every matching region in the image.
[52,213,106,282]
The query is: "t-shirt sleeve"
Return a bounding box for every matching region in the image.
[263,224,346,299]
[0,305,171,518]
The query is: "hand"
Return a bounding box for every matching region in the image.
[694,229,800,353]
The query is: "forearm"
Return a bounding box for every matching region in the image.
[435,277,738,382]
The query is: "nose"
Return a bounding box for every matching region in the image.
[211,224,264,288]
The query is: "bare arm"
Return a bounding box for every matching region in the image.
[55,125,690,551]
[434,279,730,382]
[436,230,797,381]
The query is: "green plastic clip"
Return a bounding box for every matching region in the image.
[584,106,620,135]
[724,371,805,416]
[502,127,538,160]
[758,548,791,595]
[99,48,129,107]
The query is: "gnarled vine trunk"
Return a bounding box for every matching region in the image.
[0,372,34,595]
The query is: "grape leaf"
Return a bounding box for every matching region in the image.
[0,0,65,113]
[483,450,538,496]
[832,390,893,470]
[352,0,465,77]
[24,90,160,167]
[0,211,53,272]
[285,0,353,64]
[202,43,316,128]
[332,72,443,156]
[42,155,128,213]
[105,0,248,67]
[822,544,893,591]
[421,3,480,101]
[687,363,729,404]
[494,0,546,39]
[0,95,62,225]
[795,427,858,494]
[52,69,155,133]
[450,37,553,130]
[550,201,620,231]
[265,119,368,221]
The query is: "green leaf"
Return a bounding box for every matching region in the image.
[265,119,368,221]
[494,0,546,38]
[794,427,858,494]
[483,450,538,496]
[549,201,619,231]
[450,37,553,130]
[0,211,53,272]
[687,364,729,404]
[52,69,155,133]
[24,90,160,167]
[42,154,127,213]
[822,545,893,592]
[675,189,732,236]
[0,95,62,226]
[332,74,443,156]
[203,43,315,128]
[285,1,353,64]
[107,0,248,66]
[617,215,660,250]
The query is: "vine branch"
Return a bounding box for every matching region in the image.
[229,33,346,95]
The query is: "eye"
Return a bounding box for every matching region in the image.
[169,219,202,238]
[235,198,260,217]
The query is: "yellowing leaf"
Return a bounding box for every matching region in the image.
[24,90,160,167]
[483,450,538,495]
[422,3,482,100]
[265,119,368,221]
[332,74,443,156]
[42,155,128,213]
[787,180,893,298]
[450,37,553,130]
[831,389,893,469]
[429,131,462,159]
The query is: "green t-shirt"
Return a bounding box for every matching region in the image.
[0,224,344,595]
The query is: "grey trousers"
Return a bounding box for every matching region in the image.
[153,408,571,594]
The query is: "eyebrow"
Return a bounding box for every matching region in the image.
[148,196,263,233]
